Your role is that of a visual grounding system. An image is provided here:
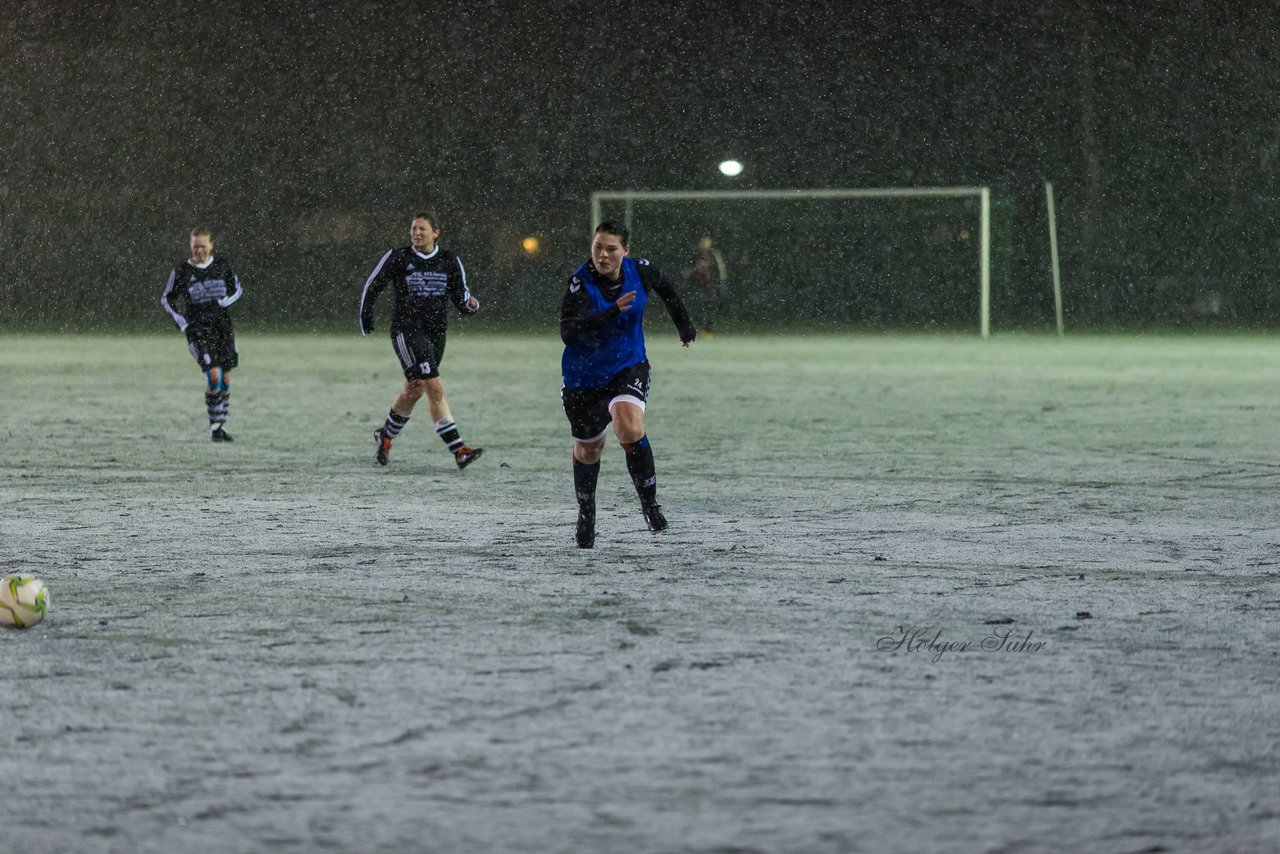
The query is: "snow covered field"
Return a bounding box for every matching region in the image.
[2,330,1278,853]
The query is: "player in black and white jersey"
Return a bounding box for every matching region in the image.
[359,212,484,469]
[161,226,243,442]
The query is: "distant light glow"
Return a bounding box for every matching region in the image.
[718,159,744,177]
[521,236,541,255]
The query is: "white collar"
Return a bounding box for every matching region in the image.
[411,245,439,260]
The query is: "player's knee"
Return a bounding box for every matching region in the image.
[423,378,445,401]
[615,426,643,445]
[611,410,644,443]
[575,440,605,464]
[405,379,430,399]
[613,415,644,443]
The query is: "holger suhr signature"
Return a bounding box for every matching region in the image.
[877,625,1046,663]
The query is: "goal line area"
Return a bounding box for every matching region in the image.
[591,187,992,335]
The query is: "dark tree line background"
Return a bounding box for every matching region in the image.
[3,0,1279,332]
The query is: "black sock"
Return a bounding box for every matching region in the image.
[621,435,658,506]
[435,417,464,452]
[573,457,600,506]
[382,409,410,439]
[205,391,220,426]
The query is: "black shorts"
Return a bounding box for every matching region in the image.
[187,323,238,371]
[561,361,651,442]
[391,328,446,380]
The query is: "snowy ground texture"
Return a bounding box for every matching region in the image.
[2,330,1279,854]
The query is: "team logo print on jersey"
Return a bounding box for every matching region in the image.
[188,279,228,303]
[569,277,582,293]
[405,270,448,296]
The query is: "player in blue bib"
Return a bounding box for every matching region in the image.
[560,220,697,548]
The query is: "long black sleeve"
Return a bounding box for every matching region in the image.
[162,267,187,330]
[217,267,243,308]
[359,249,394,335]
[639,262,697,344]
[447,255,477,315]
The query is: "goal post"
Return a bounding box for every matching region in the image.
[590,186,993,337]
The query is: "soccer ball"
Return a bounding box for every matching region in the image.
[0,574,48,629]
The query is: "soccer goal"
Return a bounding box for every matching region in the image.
[590,187,993,336]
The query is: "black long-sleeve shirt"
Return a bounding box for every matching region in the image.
[161,257,242,332]
[359,245,474,336]
[560,258,696,346]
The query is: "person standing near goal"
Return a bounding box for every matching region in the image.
[161,226,243,442]
[359,212,483,470]
[560,219,697,548]
[683,234,728,337]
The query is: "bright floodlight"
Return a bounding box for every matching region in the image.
[718,160,744,177]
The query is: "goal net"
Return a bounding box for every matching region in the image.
[590,188,992,335]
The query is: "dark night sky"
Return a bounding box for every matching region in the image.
[4,0,1280,328]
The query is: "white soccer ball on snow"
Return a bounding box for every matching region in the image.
[0,574,48,629]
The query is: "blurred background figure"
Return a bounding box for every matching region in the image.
[161,226,243,443]
[683,235,728,337]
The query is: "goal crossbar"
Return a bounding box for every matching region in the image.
[590,187,993,337]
